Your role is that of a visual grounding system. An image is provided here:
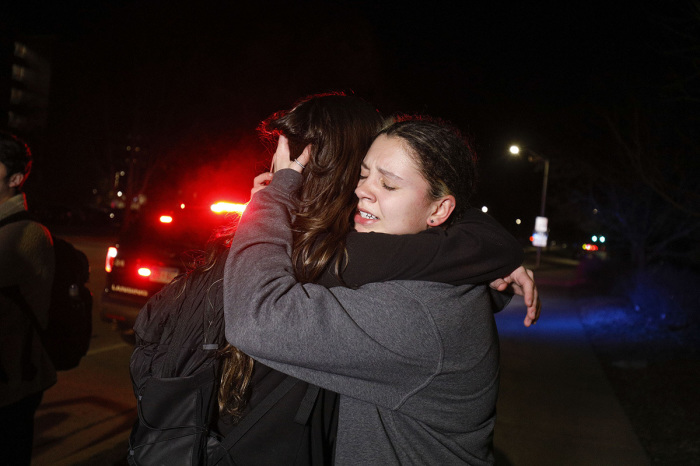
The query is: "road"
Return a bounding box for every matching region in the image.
[32,235,134,466]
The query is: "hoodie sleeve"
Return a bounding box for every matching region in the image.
[223,169,446,409]
[318,211,524,288]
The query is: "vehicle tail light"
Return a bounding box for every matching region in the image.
[159,215,173,223]
[138,267,152,277]
[210,202,247,214]
[582,243,599,251]
[105,247,118,273]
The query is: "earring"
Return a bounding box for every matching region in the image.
[429,219,435,224]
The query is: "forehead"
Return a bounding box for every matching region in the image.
[363,135,430,192]
[365,135,417,167]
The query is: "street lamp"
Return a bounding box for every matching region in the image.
[509,144,550,267]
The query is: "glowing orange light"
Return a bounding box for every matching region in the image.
[105,247,117,273]
[211,202,247,214]
[138,267,152,277]
[159,215,173,223]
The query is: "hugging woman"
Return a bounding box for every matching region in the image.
[224,112,534,465]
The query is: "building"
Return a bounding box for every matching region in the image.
[0,35,52,140]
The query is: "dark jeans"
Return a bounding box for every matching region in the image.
[0,391,43,466]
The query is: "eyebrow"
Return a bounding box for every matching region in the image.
[361,162,404,181]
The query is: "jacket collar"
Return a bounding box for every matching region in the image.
[0,193,28,222]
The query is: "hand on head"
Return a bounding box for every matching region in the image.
[272,135,311,174]
[251,136,312,199]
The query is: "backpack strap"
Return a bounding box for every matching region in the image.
[294,384,321,425]
[209,376,300,465]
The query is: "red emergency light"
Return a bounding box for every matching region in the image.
[210,202,247,214]
[105,247,118,273]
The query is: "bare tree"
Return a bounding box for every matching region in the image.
[567,100,700,268]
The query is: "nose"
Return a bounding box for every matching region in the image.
[355,177,375,202]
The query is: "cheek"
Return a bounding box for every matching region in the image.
[397,195,432,231]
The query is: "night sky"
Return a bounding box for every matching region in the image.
[4,1,692,238]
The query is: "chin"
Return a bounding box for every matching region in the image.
[354,224,374,234]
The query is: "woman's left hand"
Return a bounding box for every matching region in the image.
[272,135,311,173]
[251,172,274,198]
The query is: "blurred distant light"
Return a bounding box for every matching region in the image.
[516,218,522,225]
[92,188,98,194]
[593,208,598,214]
[134,147,141,152]
[532,232,548,247]
[109,213,115,219]
[592,235,598,242]
[600,236,606,243]
[120,171,126,176]
[509,145,520,155]
[126,145,131,151]
[211,202,247,214]
[117,191,123,197]
[481,206,488,213]
[180,203,186,209]
[105,247,118,273]
[582,243,599,251]
[138,267,152,277]
[159,215,173,224]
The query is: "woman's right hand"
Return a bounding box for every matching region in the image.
[489,266,540,327]
[252,136,312,199]
[272,135,311,173]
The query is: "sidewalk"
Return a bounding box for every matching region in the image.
[39,255,650,465]
[493,263,650,465]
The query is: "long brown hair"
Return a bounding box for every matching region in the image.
[260,92,385,282]
[216,92,384,418]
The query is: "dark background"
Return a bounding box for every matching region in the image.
[3,1,698,253]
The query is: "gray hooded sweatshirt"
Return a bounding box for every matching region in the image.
[224,169,508,465]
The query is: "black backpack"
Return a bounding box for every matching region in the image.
[0,211,93,371]
[128,249,335,466]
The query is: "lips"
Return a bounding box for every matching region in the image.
[354,209,379,229]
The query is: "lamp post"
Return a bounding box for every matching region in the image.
[509,145,550,267]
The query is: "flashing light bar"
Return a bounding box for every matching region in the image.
[211,202,247,214]
[159,215,173,223]
[138,267,152,277]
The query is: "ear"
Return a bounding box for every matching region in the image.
[8,172,24,189]
[427,195,455,227]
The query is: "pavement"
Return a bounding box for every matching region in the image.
[33,255,650,465]
[492,257,650,465]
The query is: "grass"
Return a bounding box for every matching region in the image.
[575,264,700,465]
